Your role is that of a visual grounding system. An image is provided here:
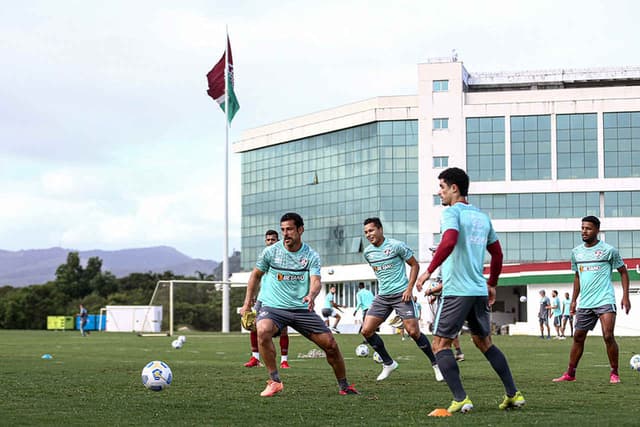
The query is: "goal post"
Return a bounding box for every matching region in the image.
[142,280,248,336]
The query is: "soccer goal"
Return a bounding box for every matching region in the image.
[141,280,248,336]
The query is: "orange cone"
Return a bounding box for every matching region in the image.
[428,408,452,417]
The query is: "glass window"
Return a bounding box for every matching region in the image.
[511,115,551,180]
[433,118,449,129]
[466,117,505,181]
[433,80,449,92]
[604,111,640,178]
[556,113,598,179]
[433,156,449,168]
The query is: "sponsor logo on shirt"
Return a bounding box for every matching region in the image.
[372,264,393,272]
[579,265,601,272]
[277,272,306,281]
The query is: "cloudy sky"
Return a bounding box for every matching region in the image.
[1,0,638,261]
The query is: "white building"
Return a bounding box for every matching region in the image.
[232,58,640,335]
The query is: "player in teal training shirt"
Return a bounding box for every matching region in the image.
[240,212,359,397]
[553,216,630,384]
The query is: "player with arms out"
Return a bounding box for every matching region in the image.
[416,167,524,413]
[360,217,442,382]
[244,230,290,369]
[240,212,359,397]
[553,216,630,384]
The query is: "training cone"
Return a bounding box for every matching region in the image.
[428,408,452,417]
[41,354,53,359]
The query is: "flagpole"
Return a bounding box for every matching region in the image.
[221,26,230,333]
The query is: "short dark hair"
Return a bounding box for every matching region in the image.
[280,212,304,228]
[363,217,382,228]
[438,167,469,197]
[265,230,279,239]
[582,215,600,229]
[358,282,365,289]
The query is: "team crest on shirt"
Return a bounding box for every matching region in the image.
[300,258,308,267]
[384,248,392,255]
[594,250,603,258]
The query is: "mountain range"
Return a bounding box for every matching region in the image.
[0,246,218,287]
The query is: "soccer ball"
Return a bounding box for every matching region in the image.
[171,339,183,349]
[629,354,640,371]
[519,296,527,303]
[355,344,369,357]
[141,360,172,391]
[178,335,186,344]
[373,351,383,364]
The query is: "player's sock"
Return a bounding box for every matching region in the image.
[279,334,289,356]
[483,345,517,397]
[610,367,618,376]
[435,349,466,401]
[413,333,437,364]
[252,352,260,360]
[281,355,288,362]
[366,333,393,365]
[250,330,259,353]
[337,378,349,389]
[269,370,281,383]
[567,364,577,377]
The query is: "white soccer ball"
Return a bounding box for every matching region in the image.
[629,354,640,371]
[519,296,527,303]
[373,351,383,364]
[171,339,183,349]
[141,360,172,391]
[178,335,186,344]
[355,344,369,357]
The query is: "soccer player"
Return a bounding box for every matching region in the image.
[553,216,630,384]
[360,217,443,382]
[353,282,374,337]
[322,285,343,333]
[416,167,524,413]
[425,279,465,361]
[560,292,573,338]
[244,230,290,369]
[240,212,359,397]
[78,304,88,337]
[549,290,563,339]
[538,290,551,339]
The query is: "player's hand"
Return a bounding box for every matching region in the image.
[302,295,315,311]
[401,288,413,302]
[622,296,631,314]
[240,303,251,316]
[416,272,431,292]
[487,286,496,306]
[570,301,577,316]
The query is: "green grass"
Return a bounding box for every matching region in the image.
[2,330,640,426]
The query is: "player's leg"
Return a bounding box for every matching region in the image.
[403,318,437,365]
[255,308,291,396]
[453,335,464,361]
[599,310,619,382]
[362,296,395,367]
[553,308,594,381]
[279,327,290,368]
[561,316,567,337]
[538,318,544,338]
[244,329,262,367]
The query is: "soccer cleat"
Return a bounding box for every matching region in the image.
[455,353,465,362]
[610,373,620,384]
[499,391,526,410]
[330,327,341,334]
[433,364,444,382]
[244,356,262,368]
[280,360,291,369]
[447,396,473,414]
[339,384,360,395]
[376,360,399,381]
[260,380,284,397]
[552,372,576,382]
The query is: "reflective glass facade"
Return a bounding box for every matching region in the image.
[556,113,598,179]
[502,231,582,262]
[470,192,599,219]
[603,112,640,177]
[510,115,551,180]
[604,191,640,216]
[466,117,505,181]
[606,230,640,258]
[240,120,419,270]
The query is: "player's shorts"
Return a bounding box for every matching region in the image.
[553,316,562,327]
[562,315,572,322]
[538,316,549,325]
[433,296,490,339]
[574,304,617,331]
[366,292,417,321]
[321,308,338,319]
[257,305,330,338]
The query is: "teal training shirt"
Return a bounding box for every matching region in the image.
[571,240,624,309]
[255,240,321,310]
[562,297,571,316]
[440,202,498,297]
[552,296,562,316]
[363,238,414,295]
[355,289,374,312]
[324,292,335,309]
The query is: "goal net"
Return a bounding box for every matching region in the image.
[141,280,248,336]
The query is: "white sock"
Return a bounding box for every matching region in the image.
[252,352,260,360]
[281,355,288,362]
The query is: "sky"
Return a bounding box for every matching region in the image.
[1,0,639,261]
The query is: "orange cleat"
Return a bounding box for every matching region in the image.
[260,380,284,397]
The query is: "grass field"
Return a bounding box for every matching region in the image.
[2,330,640,426]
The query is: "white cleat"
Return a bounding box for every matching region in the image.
[433,364,444,382]
[376,360,399,381]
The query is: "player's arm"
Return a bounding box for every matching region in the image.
[303,275,322,312]
[570,272,580,316]
[403,256,419,302]
[618,265,631,314]
[417,229,458,289]
[241,267,264,315]
[486,240,503,305]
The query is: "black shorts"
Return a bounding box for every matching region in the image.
[574,304,617,331]
[366,292,417,321]
[434,296,490,339]
[257,305,330,338]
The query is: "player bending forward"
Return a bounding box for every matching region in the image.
[240,212,359,397]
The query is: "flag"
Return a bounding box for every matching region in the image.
[206,36,239,123]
